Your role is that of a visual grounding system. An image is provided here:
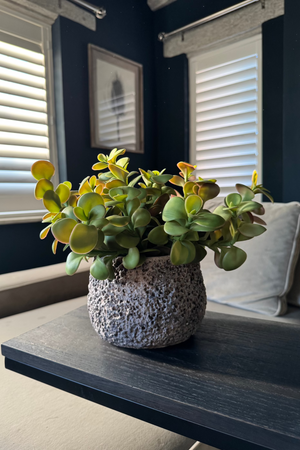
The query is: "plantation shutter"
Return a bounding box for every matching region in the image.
[0,8,58,223]
[189,35,262,196]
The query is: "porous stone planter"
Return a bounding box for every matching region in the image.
[87,255,207,349]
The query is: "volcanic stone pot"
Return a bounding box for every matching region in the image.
[87,255,207,349]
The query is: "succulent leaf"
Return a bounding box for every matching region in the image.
[115,231,140,248]
[170,240,189,265]
[148,225,168,245]
[69,223,98,254]
[236,184,255,201]
[198,182,220,202]
[35,179,53,199]
[190,212,225,232]
[164,221,189,236]
[66,252,84,275]
[239,223,266,237]
[90,257,109,280]
[108,163,129,182]
[43,190,61,213]
[162,197,187,222]
[132,208,151,228]
[74,206,88,222]
[226,193,242,208]
[106,215,130,227]
[222,246,247,271]
[185,195,203,214]
[55,183,70,203]
[40,224,51,240]
[52,218,77,244]
[123,247,140,269]
[77,192,104,217]
[31,160,55,181]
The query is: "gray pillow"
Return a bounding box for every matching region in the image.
[200,202,300,316]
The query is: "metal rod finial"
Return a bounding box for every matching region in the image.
[95,7,106,19]
[158,32,166,42]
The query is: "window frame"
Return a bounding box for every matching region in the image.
[0,4,59,224]
[189,34,263,195]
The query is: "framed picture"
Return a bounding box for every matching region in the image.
[88,44,144,153]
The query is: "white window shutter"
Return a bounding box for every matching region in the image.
[189,36,262,197]
[0,8,58,223]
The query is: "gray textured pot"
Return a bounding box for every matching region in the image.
[87,255,207,349]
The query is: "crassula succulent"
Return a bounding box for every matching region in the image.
[31,148,272,280]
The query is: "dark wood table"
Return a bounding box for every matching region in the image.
[2,306,300,450]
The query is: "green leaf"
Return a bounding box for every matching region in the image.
[106,215,130,227]
[62,206,77,221]
[164,221,189,236]
[69,223,98,254]
[108,163,129,182]
[237,201,263,215]
[184,230,199,241]
[66,252,84,275]
[148,225,169,245]
[35,179,53,199]
[89,205,107,228]
[213,205,232,221]
[43,190,61,213]
[239,223,266,237]
[123,247,140,269]
[193,243,207,263]
[222,246,247,271]
[39,224,51,240]
[77,192,104,217]
[225,193,242,207]
[122,186,140,200]
[74,206,88,222]
[162,197,187,222]
[116,231,140,248]
[102,224,126,236]
[148,193,169,216]
[190,212,225,232]
[52,218,77,244]
[52,239,58,254]
[126,198,140,217]
[55,183,70,203]
[170,240,189,265]
[151,174,172,184]
[185,195,203,214]
[198,182,220,202]
[132,208,151,228]
[31,160,55,181]
[181,240,196,264]
[92,161,108,170]
[90,257,109,280]
[236,183,255,201]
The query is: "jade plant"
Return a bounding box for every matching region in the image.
[31,148,272,280]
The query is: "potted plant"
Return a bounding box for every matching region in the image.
[31,149,272,349]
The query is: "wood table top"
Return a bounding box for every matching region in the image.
[2,306,300,450]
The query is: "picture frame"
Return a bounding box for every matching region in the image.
[88,44,144,154]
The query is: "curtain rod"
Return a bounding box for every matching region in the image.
[158,0,263,42]
[68,0,106,19]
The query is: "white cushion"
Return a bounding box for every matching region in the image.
[201,202,300,316]
[287,256,300,306]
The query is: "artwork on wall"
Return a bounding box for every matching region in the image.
[88,44,144,153]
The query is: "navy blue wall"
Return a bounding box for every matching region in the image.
[0,0,155,274]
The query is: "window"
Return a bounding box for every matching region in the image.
[189,35,262,196]
[0,7,58,224]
